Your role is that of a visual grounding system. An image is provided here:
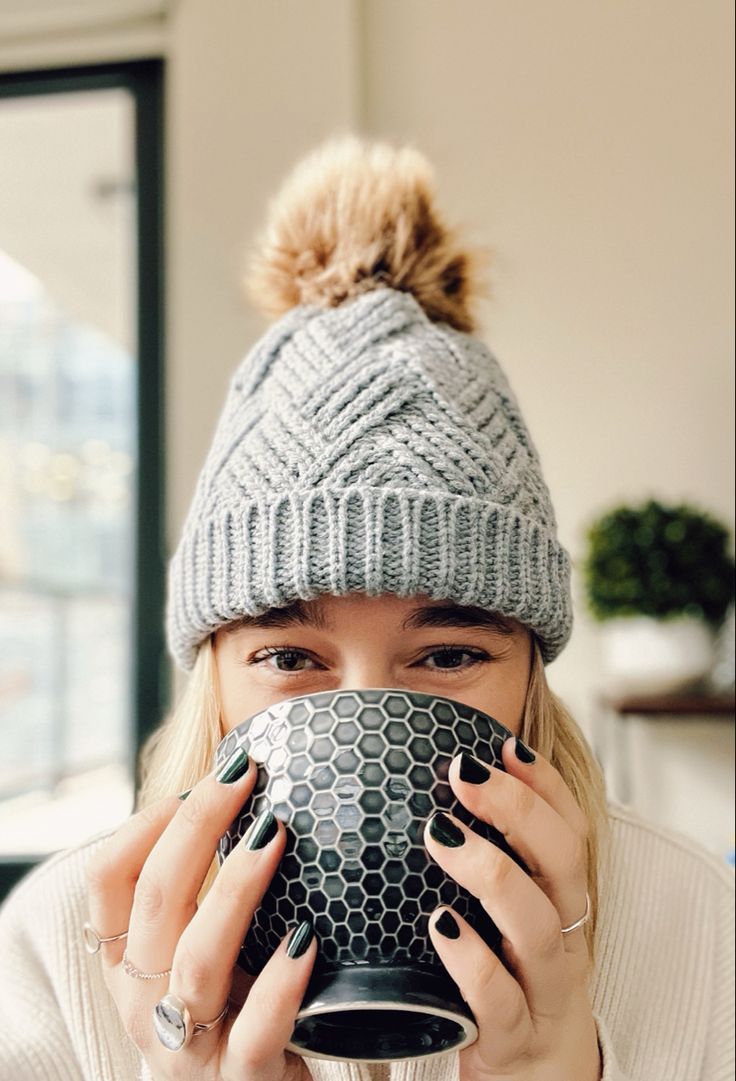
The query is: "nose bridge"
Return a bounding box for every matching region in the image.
[338,653,398,692]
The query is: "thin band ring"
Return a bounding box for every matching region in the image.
[82,922,128,955]
[561,891,591,935]
[122,949,172,981]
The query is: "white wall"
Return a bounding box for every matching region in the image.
[166,0,359,547]
[3,0,731,847]
[166,0,734,726]
[358,0,735,726]
[162,1,734,853]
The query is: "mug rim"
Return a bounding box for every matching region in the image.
[216,686,513,756]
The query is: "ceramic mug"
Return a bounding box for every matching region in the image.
[214,688,524,1062]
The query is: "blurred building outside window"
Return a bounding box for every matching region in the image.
[0,86,138,856]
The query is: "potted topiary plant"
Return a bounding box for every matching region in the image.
[582,499,735,695]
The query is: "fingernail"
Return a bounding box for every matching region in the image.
[242,809,278,850]
[216,747,249,784]
[286,920,314,959]
[458,753,490,785]
[514,738,536,764]
[434,910,461,939]
[178,789,191,801]
[428,811,466,848]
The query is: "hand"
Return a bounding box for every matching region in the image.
[85,754,316,1081]
[424,737,601,1081]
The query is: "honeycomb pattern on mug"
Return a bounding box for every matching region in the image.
[216,689,522,973]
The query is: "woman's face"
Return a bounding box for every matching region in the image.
[213,593,533,735]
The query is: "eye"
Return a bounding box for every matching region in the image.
[253,646,321,673]
[418,647,488,672]
[247,644,490,677]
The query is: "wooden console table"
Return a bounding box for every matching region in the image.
[595,689,735,804]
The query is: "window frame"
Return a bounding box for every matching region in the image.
[0,58,167,899]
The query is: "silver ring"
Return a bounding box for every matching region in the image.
[561,891,591,935]
[122,949,172,981]
[153,992,229,1052]
[82,921,128,955]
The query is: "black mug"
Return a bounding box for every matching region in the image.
[214,688,525,1063]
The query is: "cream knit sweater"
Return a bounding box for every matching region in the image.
[0,801,732,1081]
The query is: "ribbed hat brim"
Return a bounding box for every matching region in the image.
[166,486,572,671]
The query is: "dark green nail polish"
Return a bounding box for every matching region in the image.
[429,811,465,848]
[286,920,314,959]
[243,809,278,850]
[514,739,536,764]
[216,747,249,784]
[434,910,460,939]
[178,789,191,801]
[458,753,490,785]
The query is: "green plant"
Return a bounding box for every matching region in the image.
[582,499,735,625]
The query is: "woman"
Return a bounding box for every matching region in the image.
[0,138,732,1081]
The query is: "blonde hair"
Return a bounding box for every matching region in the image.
[519,637,609,960]
[137,632,608,959]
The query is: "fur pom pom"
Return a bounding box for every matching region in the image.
[245,136,486,333]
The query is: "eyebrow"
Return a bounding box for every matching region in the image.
[222,599,516,637]
[224,600,329,633]
[400,604,516,636]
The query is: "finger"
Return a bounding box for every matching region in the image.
[424,810,569,1020]
[126,750,257,974]
[168,809,286,1033]
[428,907,531,1067]
[501,737,589,839]
[224,921,317,1078]
[86,796,181,968]
[450,749,590,952]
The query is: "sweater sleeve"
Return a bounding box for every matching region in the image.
[0,875,84,1080]
[697,867,735,1081]
[594,1014,634,1081]
[0,846,144,1081]
[592,804,736,1081]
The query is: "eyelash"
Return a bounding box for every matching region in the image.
[249,644,490,676]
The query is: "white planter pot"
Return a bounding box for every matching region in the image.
[599,615,716,696]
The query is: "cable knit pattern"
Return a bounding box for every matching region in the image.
[0,803,732,1080]
[166,288,572,672]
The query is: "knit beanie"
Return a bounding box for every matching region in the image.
[166,137,572,672]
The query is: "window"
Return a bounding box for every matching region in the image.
[0,60,166,898]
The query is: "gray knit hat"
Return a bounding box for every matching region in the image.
[166,139,572,671]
